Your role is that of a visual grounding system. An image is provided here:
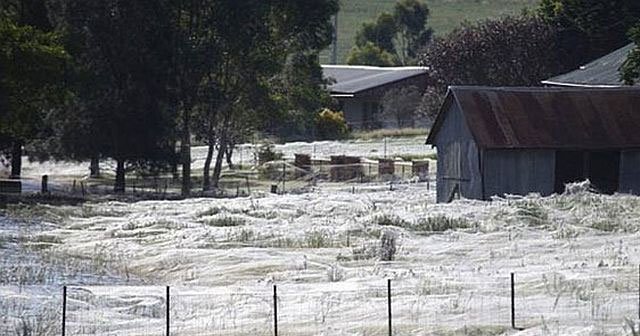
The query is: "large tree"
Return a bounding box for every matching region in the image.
[539,0,640,69]
[0,13,68,178]
[348,0,432,65]
[193,0,339,191]
[620,24,640,85]
[59,0,176,192]
[419,15,564,118]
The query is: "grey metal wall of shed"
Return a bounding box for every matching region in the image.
[433,102,482,202]
[482,149,555,198]
[619,151,640,195]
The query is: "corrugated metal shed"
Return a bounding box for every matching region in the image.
[427,86,640,149]
[542,43,637,87]
[322,65,427,95]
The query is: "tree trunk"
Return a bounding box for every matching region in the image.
[114,159,125,193]
[225,145,234,170]
[10,141,22,179]
[89,156,100,178]
[211,137,228,189]
[202,140,215,191]
[181,107,191,197]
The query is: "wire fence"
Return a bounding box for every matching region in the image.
[2,268,639,336]
[2,156,433,201]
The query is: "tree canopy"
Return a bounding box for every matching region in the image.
[539,0,640,67]
[348,0,432,66]
[0,12,68,177]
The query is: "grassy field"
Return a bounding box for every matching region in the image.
[320,0,540,64]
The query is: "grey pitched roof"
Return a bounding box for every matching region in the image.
[321,65,427,95]
[542,43,637,87]
[427,86,640,149]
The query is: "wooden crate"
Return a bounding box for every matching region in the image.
[0,179,22,194]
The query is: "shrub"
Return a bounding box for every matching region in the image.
[375,214,410,228]
[514,201,549,227]
[203,216,245,227]
[315,108,349,140]
[379,230,397,261]
[415,215,472,232]
[256,142,283,165]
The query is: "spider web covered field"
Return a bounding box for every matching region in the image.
[1,181,640,335]
[1,136,640,335]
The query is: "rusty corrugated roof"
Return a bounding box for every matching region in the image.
[426,86,640,149]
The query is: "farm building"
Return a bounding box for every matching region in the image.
[542,43,637,88]
[322,65,428,129]
[426,86,640,203]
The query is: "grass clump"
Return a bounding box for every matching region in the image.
[375,214,472,233]
[203,216,246,227]
[397,153,437,161]
[415,215,472,232]
[197,207,222,217]
[375,214,410,227]
[352,128,428,140]
[305,230,333,248]
[514,201,549,227]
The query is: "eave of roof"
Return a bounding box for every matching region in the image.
[322,65,428,95]
[543,43,636,87]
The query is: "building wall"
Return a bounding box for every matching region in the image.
[483,149,555,198]
[340,98,381,129]
[433,103,482,202]
[619,150,640,195]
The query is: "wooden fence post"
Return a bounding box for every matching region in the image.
[41,175,49,194]
[62,286,67,336]
[511,273,516,329]
[166,286,170,336]
[388,279,392,336]
[273,285,278,336]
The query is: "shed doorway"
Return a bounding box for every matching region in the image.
[554,151,620,194]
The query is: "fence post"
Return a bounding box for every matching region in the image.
[282,163,286,194]
[62,286,67,336]
[41,175,49,194]
[511,272,516,329]
[384,138,387,159]
[387,279,392,336]
[273,285,278,336]
[166,286,170,336]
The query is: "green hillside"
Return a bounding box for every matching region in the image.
[320,0,540,64]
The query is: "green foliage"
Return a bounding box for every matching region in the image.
[315,108,350,140]
[355,12,397,53]
[256,142,283,165]
[348,44,391,68]
[267,52,334,141]
[348,0,432,65]
[394,0,433,62]
[347,41,396,66]
[621,25,640,85]
[320,0,539,64]
[0,15,68,149]
[420,15,563,93]
[538,0,640,70]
